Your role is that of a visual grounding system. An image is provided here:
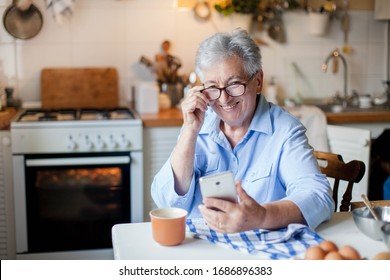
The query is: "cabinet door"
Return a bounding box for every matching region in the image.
[326,125,371,204]
[143,127,181,220]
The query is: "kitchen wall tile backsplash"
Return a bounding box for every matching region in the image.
[0,0,387,104]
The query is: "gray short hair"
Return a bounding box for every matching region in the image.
[195,28,262,82]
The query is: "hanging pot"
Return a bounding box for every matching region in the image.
[193,0,211,21]
[3,0,43,40]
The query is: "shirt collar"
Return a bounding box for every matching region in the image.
[199,94,273,135]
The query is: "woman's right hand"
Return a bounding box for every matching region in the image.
[181,85,209,133]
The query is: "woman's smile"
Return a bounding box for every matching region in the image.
[219,100,240,111]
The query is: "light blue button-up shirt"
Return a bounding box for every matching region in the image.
[151,95,334,229]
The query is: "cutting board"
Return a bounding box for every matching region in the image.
[41,67,119,109]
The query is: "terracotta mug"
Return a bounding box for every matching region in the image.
[149,207,187,246]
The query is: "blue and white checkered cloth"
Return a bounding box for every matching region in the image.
[186,218,324,260]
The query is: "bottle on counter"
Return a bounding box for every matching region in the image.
[4,87,21,108]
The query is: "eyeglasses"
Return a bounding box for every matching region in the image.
[200,72,257,101]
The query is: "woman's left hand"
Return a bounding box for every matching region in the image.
[198,181,265,233]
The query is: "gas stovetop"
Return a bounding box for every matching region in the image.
[11,107,142,153]
[15,108,136,122]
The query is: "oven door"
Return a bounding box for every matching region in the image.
[13,152,132,254]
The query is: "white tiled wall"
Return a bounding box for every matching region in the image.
[0,0,387,104]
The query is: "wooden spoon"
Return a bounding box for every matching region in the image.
[361,194,380,221]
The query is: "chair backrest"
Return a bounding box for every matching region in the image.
[314,150,366,212]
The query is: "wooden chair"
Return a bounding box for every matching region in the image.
[314,150,366,212]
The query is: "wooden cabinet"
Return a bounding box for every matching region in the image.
[143,126,181,220]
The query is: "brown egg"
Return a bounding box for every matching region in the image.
[372,252,390,260]
[338,245,361,260]
[324,251,345,260]
[304,246,326,260]
[319,240,338,253]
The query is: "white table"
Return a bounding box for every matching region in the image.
[315,212,387,259]
[111,212,387,260]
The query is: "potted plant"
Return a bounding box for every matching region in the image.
[213,0,260,31]
[214,0,260,16]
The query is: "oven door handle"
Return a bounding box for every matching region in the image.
[25,156,130,166]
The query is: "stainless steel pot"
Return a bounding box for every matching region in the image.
[3,0,43,40]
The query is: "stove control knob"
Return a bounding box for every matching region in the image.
[108,135,118,149]
[95,135,106,150]
[67,137,78,150]
[120,135,130,149]
[82,136,94,150]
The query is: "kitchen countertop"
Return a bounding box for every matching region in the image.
[141,108,183,127]
[0,107,18,130]
[324,110,390,124]
[141,107,390,127]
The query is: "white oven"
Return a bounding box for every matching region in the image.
[11,108,143,259]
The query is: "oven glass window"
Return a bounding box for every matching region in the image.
[25,154,130,253]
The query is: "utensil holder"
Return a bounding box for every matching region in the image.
[163,83,183,108]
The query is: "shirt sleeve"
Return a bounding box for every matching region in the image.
[278,124,335,229]
[150,158,197,213]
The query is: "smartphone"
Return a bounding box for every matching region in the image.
[199,171,237,203]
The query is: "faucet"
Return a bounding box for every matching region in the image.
[322,48,348,107]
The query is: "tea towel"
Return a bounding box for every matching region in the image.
[186,218,324,260]
[287,105,330,152]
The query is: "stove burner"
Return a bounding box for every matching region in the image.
[18,109,77,122]
[17,108,135,122]
[80,108,135,121]
[111,109,135,120]
[38,114,59,121]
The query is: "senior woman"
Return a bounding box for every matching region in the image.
[151,29,334,233]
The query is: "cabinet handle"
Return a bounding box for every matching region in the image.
[26,156,130,166]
